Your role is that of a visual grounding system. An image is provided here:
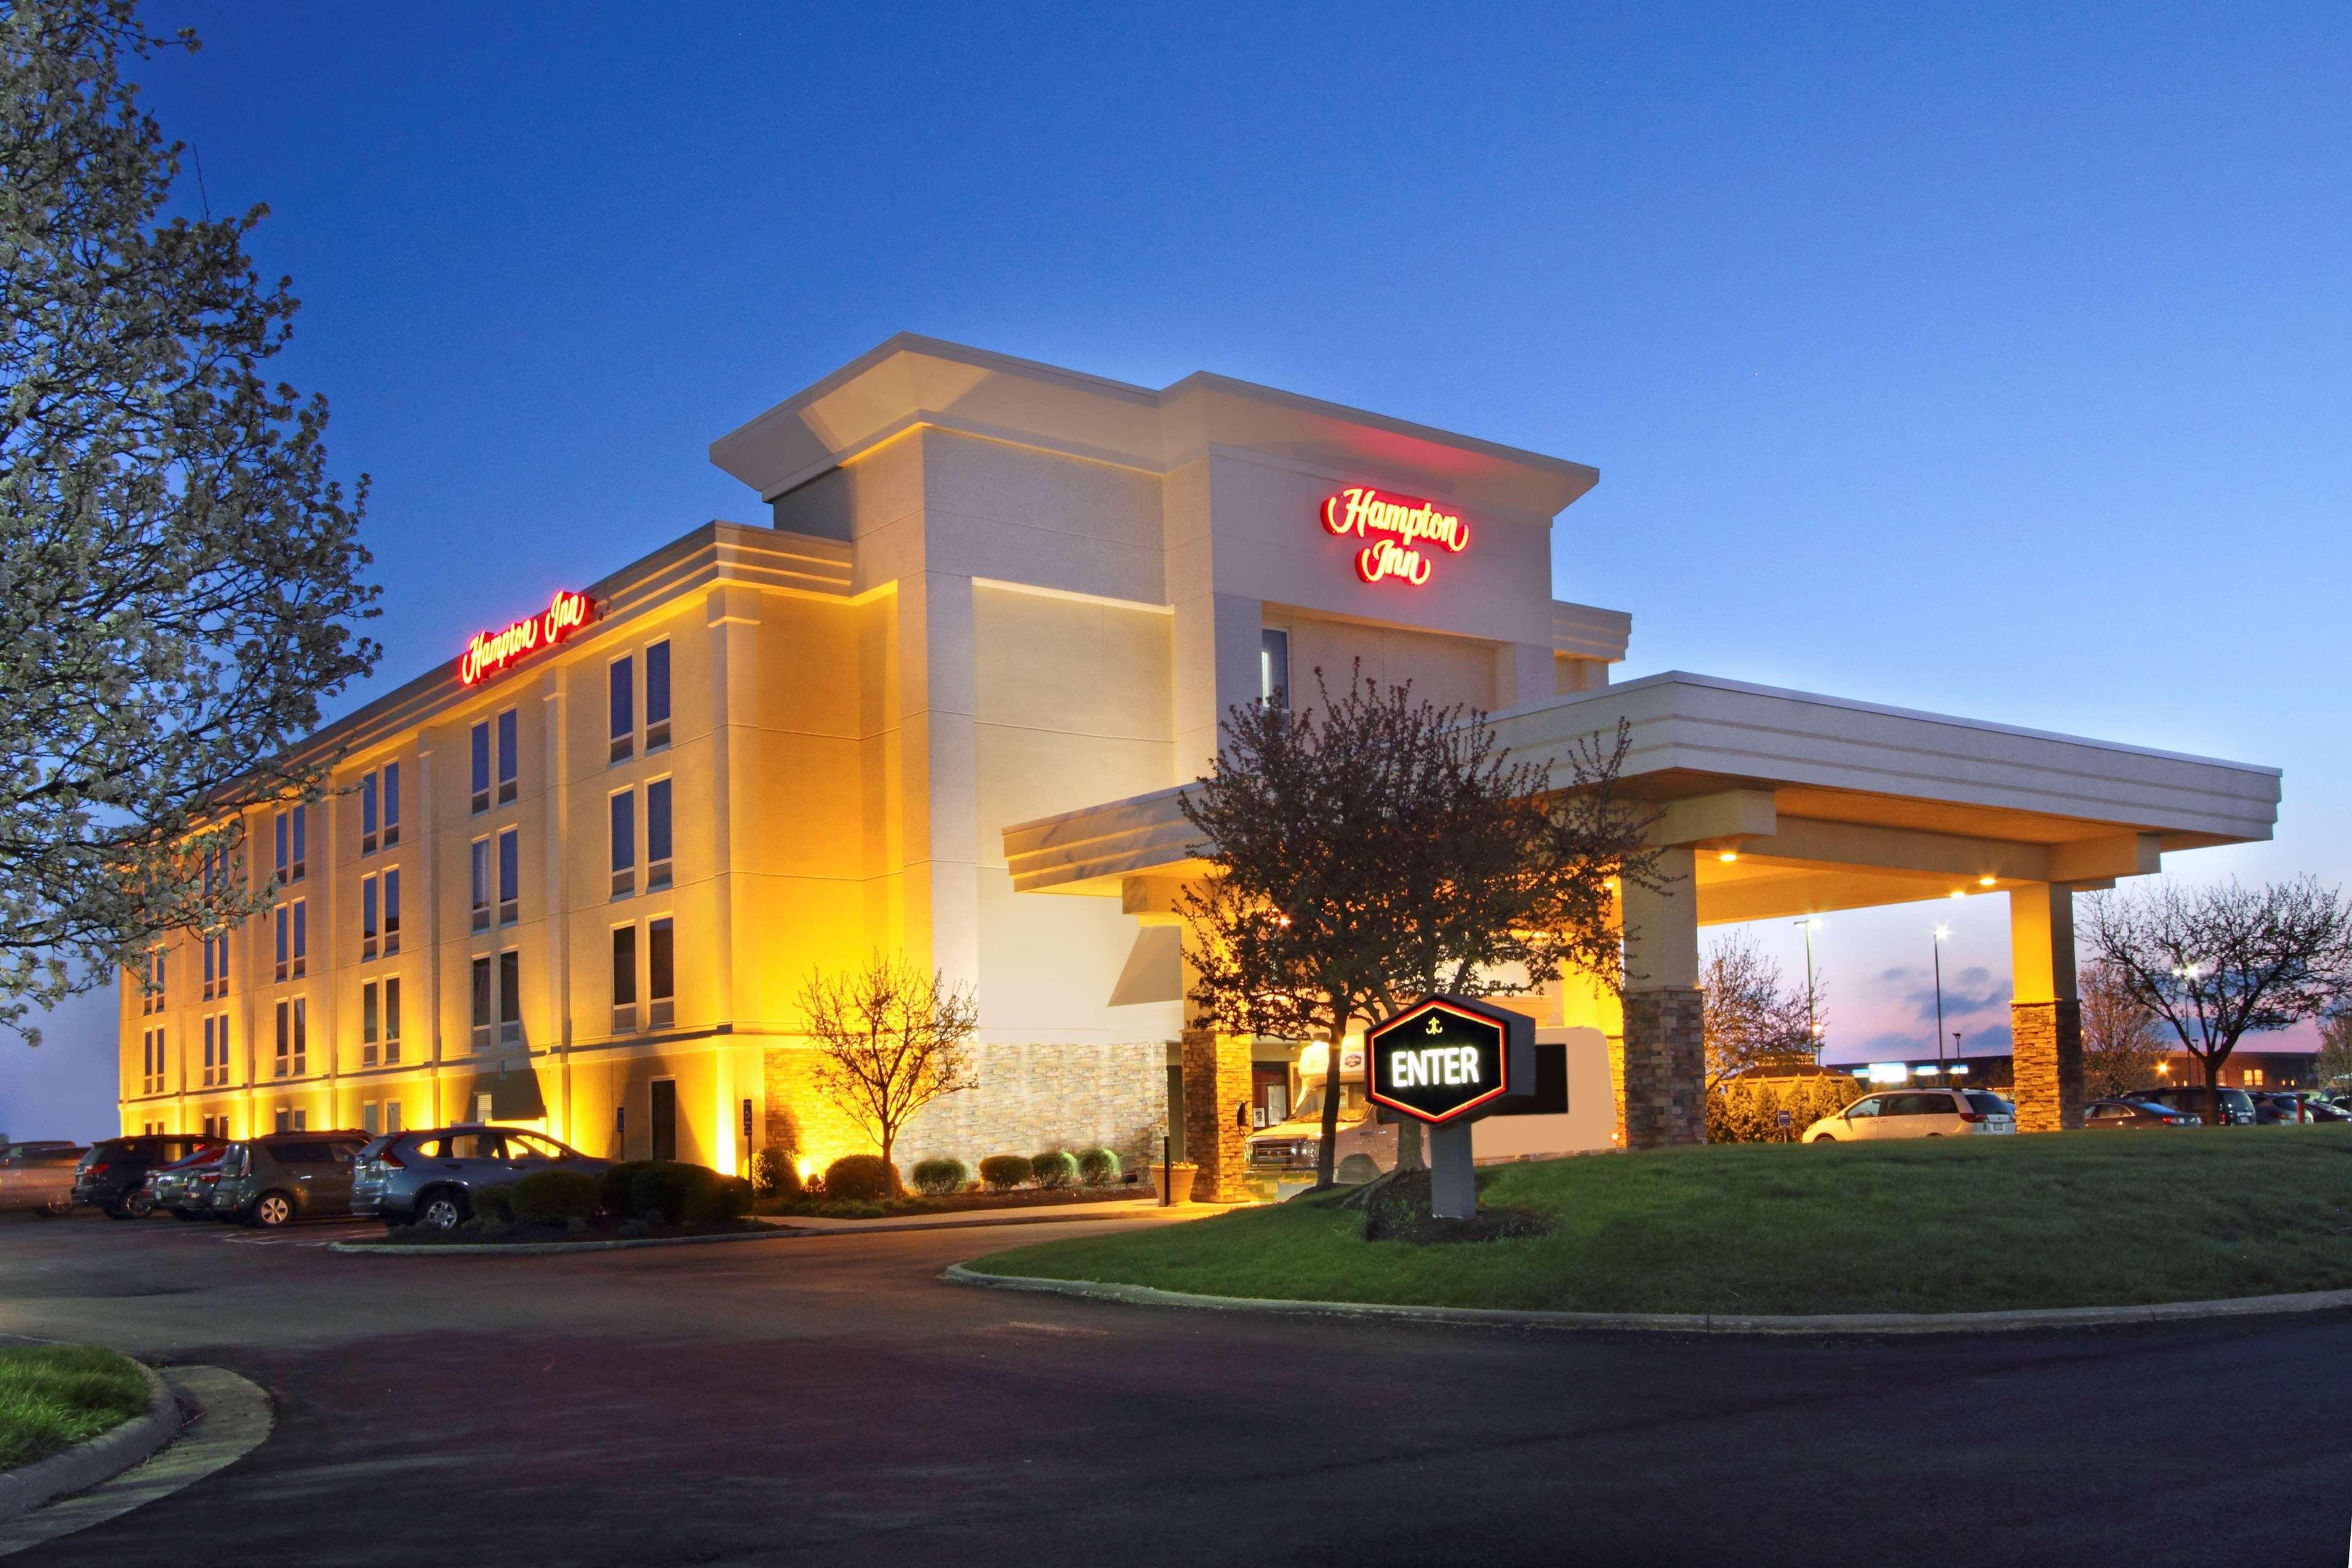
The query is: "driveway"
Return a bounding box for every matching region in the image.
[0,1208,2345,1566]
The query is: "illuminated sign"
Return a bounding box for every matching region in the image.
[1318,485,1471,587]
[458,589,597,686]
[1366,996,1533,1125]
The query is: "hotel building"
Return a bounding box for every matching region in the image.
[118,336,2283,1196]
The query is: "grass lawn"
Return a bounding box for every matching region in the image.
[0,1344,149,1471]
[970,1128,2352,1316]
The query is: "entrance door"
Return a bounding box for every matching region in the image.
[650,1079,677,1162]
[1251,1065,1291,1128]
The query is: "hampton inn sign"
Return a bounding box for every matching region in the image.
[457,589,597,686]
[1319,484,1471,586]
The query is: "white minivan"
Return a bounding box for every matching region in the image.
[1803,1088,2016,1142]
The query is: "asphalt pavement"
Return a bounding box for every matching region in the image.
[0,1206,2346,1567]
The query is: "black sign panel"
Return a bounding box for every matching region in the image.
[1366,996,1536,1125]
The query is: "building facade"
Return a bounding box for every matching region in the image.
[118,335,2283,1191]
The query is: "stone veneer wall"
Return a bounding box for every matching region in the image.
[1621,989,1707,1148]
[763,1039,1169,1177]
[1180,1028,1254,1203]
[2008,999,2084,1132]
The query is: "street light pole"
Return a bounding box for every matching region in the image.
[1793,918,1822,1050]
[1932,925,1950,1066]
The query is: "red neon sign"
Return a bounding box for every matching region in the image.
[1318,486,1470,587]
[458,589,597,686]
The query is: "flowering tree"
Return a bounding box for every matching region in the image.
[0,1,377,1041]
[799,955,979,1191]
[2079,956,2168,1099]
[1700,932,1819,1091]
[1179,663,1664,1189]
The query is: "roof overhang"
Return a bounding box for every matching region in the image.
[1003,672,2280,925]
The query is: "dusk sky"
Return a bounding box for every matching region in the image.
[7,2,2346,1135]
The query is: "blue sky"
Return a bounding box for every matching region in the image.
[7,2,2348,1134]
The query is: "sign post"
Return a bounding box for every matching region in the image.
[1366,996,1536,1220]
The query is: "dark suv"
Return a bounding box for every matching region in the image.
[2130,1085,2258,1126]
[209,1132,371,1227]
[74,1134,221,1217]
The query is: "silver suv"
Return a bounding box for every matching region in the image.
[353,1125,610,1231]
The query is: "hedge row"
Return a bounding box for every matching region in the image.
[1706,1074,1865,1143]
[748,1147,1128,1198]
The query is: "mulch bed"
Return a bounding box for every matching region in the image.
[1357,1170,1557,1246]
[760,1183,1153,1220]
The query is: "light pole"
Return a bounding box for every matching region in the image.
[1932,925,1951,1066]
[1793,918,1824,1050]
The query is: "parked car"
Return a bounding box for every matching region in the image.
[209,1132,372,1227]
[2291,1095,2352,1123]
[352,1125,612,1230]
[0,1143,86,1215]
[2082,1098,2199,1128]
[1803,1088,2018,1142]
[73,1134,220,1217]
[2130,1085,2258,1126]
[142,1145,233,1221]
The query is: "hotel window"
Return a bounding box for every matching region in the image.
[202,932,227,1001]
[383,976,402,1065]
[360,772,378,855]
[1261,628,1290,710]
[470,956,492,1052]
[274,998,306,1078]
[361,874,380,960]
[644,640,671,751]
[274,1107,307,1134]
[646,777,673,891]
[362,979,380,1066]
[383,868,401,956]
[140,947,164,1015]
[274,804,306,884]
[609,788,635,897]
[499,949,522,1047]
[205,1012,230,1088]
[291,899,307,978]
[385,1101,403,1135]
[648,916,674,1029]
[274,903,289,982]
[200,1015,215,1087]
[470,839,491,933]
[496,709,518,805]
[611,924,636,1033]
[363,1101,379,1136]
[497,827,519,925]
[609,654,634,763]
[140,1027,161,1094]
[363,761,401,852]
[470,720,491,813]
[382,761,401,848]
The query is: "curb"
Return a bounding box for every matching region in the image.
[775,1205,1202,1238]
[940,1265,2352,1336]
[330,1224,813,1257]
[0,1359,178,1523]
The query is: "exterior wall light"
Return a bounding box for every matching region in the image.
[1978,875,1997,886]
[1717,850,1739,863]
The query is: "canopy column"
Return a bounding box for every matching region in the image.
[2008,881,2085,1131]
[1620,845,1705,1148]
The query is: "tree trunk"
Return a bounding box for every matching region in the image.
[881,1131,904,1194]
[2202,1056,2225,1129]
[1395,1118,1425,1173]
[1314,1030,1344,1188]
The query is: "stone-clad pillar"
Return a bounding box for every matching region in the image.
[1619,845,1705,1147]
[2010,881,2084,1131]
[1180,1028,1253,1202]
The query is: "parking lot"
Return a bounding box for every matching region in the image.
[2,1205,2349,1567]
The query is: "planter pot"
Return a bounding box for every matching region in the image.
[1153,1162,1198,1204]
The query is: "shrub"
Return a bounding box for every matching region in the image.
[1076,1148,1120,1186]
[911,1158,970,1196]
[978,1154,1031,1191]
[473,1184,515,1223]
[600,1160,656,1213]
[625,1161,749,1225]
[508,1170,600,1225]
[823,1155,895,1203]
[1031,1150,1078,1189]
[752,1148,801,1199]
